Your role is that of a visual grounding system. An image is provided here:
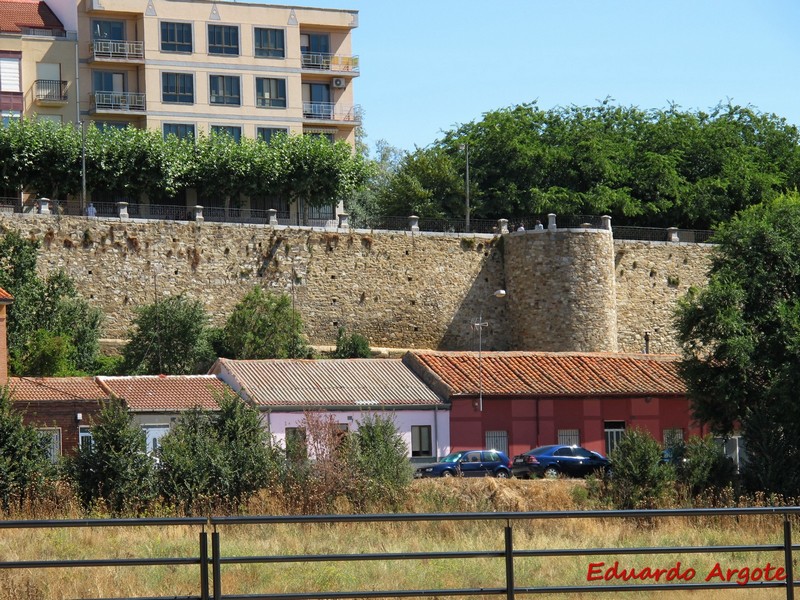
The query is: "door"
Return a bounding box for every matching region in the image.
[302,83,331,118]
[458,451,484,477]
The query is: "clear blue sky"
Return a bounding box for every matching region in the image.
[277,0,800,153]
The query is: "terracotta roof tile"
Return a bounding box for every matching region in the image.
[211,358,445,407]
[8,377,108,402]
[0,0,64,34]
[96,375,230,412]
[405,351,686,397]
[0,287,12,302]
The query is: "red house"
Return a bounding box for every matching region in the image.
[404,351,706,458]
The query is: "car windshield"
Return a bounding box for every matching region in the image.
[440,452,465,463]
[529,445,558,455]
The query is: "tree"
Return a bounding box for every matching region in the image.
[220,287,312,359]
[676,193,800,495]
[607,428,675,509]
[332,326,371,359]
[350,413,411,508]
[122,294,215,375]
[67,399,156,515]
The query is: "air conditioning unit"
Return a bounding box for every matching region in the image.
[332,77,346,89]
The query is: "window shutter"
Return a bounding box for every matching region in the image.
[0,58,21,92]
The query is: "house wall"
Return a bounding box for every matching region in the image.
[16,399,101,456]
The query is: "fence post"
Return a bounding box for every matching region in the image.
[785,515,795,600]
[200,531,209,600]
[505,524,515,600]
[212,530,222,600]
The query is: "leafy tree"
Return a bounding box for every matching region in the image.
[350,413,411,508]
[12,329,75,377]
[346,139,403,226]
[67,399,156,515]
[192,132,258,211]
[333,326,371,358]
[670,435,736,499]
[0,386,54,512]
[676,193,800,495]
[220,287,312,359]
[608,428,675,509]
[122,294,215,375]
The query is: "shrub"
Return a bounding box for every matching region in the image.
[333,326,371,359]
[671,435,737,499]
[608,428,675,509]
[350,413,412,508]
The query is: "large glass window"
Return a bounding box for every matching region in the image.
[79,426,93,451]
[255,78,286,108]
[209,75,240,105]
[163,123,195,140]
[161,22,192,52]
[604,421,626,455]
[38,428,61,463]
[254,27,285,58]
[211,125,241,142]
[411,425,432,457]
[208,25,239,55]
[161,72,193,104]
[256,127,288,144]
[92,20,125,40]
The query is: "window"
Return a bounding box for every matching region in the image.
[254,27,284,58]
[300,32,330,68]
[0,57,21,92]
[256,77,286,108]
[92,20,124,40]
[558,429,580,446]
[209,75,240,105]
[161,22,192,52]
[411,425,432,457]
[256,127,288,144]
[79,426,93,451]
[208,25,239,55]
[38,428,61,463]
[142,425,170,453]
[663,428,684,447]
[211,125,241,142]
[163,123,195,140]
[1,111,20,127]
[604,421,626,455]
[93,71,125,93]
[161,72,193,104]
[485,431,508,455]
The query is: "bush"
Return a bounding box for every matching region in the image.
[333,327,371,359]
[350,413,412,508]
[608,428,675,509]
[670,435,737,499]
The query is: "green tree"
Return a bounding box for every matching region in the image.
[0,386,54,512]
[67,399,156,515]
[670,435,736,499]
[608,428,675,509]
[221,287,312,359]
[192,131,258,212]
[676,193,800,495]
[122,294,215,375]
[350,413,411,508]
[332,326,371,359]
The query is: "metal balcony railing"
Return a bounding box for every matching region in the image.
[302,101,360,122]
[92,91,146,112]
[34,79,68,102]
[90,39,144,61]
[301,52,360,72]
[21,27,73,39]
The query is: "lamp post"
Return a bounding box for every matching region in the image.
[460,142,470,233]
[473,289,506,412]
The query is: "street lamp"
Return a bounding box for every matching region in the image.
[460,142,470,233]
[472,289,506,412]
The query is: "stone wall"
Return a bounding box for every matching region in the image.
[0,214,714,355]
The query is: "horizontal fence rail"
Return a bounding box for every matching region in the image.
[0,507,798,599]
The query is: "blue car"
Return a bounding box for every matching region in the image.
[512,445,610,479]
[414,450,512,478]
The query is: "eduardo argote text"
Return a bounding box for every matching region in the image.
[587,561,787,586]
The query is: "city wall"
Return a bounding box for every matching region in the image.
[0,214,713,355]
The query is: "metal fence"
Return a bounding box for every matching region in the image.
[1,506,798,599]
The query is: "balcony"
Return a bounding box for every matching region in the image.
[92,91,146,113]
[302,102,361,123]
[34,80,68,105]
[301,52,359,73]
[89,40,144,62]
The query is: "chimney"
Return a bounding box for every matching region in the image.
[0,287,13,384]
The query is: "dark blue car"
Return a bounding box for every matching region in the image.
[414,450,512,478]
[512,445,610,479]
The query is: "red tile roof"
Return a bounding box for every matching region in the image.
[8,377,108,402]
[0,287,12,302]
[404,351,686,398]
[96,375,231,412]
[211,358,446,408]
[0,0,64,34]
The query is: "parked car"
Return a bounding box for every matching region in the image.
[414,450,513,478]
[512,445,610,479]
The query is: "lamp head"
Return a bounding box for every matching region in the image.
[494,289,506,298]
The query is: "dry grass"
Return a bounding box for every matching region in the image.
[0,479,794,599]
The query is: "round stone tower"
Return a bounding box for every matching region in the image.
[503,216,618,352]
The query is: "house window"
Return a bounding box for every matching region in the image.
[1,111,20,127]
[411,425,432,457]
[163,123,195,140]
[663,428,684,448]
[254,27,284,58]
[485,430,508,455]
[256,127,288,144]
[209,75,240,105]
[161,72,193,104]
[79,426,93,451]
[0,57,21,92]
[211,125,241,142]
[160,22,192,52]
[92,20,125,40]
[207,25,239,55]
[256,78,286,108]
[93,70,125,93]
[38,428,61,463]
[558,429,580,446]
[142,425,170,453]
[604,421,626,455]
[300,32,330,69]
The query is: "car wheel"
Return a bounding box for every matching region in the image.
[495,469,510,479]
[441,470,454,477]
[544,466,559,479]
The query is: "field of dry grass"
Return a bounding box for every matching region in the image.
[0,479,794,599]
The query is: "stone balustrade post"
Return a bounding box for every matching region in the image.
[409,215,419,232]
[117,201,129,220]
[267,208,278,226]
[194,205,204,223]
[548,213,557,230]
[667,227,679,242]
[498,218,509,234]
[38,198,50,215]
[601,215,612,230]
[338,212,350,230]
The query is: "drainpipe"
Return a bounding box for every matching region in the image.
[433,405,439,461]
[644,332,650,354]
